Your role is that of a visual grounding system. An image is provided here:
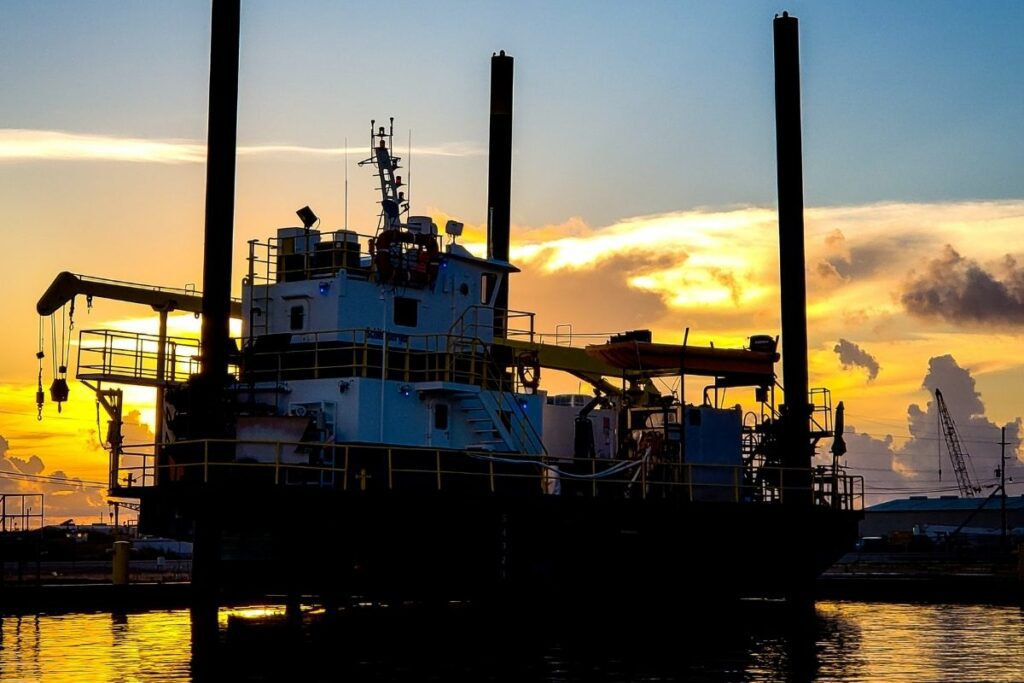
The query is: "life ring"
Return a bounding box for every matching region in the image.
[373,229,400,283]
[373,230,440,286]
[516,350,541,391]
[419,234,441,285]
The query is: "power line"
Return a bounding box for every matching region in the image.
[0,469,107,489]
[0,407,100,424]
[839,429,1020,447]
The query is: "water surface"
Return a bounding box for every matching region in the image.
[1,601,1022,682]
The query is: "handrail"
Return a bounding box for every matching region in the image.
[116,439,864,511]
[77,328,201,385]
[0,493,45,532]
[474,336,548,457]
[448,304,535,342]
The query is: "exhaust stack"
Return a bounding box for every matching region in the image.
[199,0,240,384]
[487,51,513,335]
[773,12,811,475]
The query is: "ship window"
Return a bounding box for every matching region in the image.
[394,297,418,327]
[434,403,449,430]
[481,273,497,305]
[289,304,306,331]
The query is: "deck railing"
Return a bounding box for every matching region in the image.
[77,328,201,386]
[0,494,44,532]
[240,328,517,390]
[115,440,864,511]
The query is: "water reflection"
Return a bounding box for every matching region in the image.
[1,601,1022,682]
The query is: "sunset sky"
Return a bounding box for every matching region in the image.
[2,1,1023,520]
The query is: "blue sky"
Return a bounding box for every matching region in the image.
[2,1,1022,227]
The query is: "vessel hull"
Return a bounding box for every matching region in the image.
[136,485,859,603]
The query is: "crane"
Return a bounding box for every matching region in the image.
[934,388,982,497]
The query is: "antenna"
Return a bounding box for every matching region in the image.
[344,136,349,231]
[407,129,412,214]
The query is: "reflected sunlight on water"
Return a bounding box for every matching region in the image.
[1,601,1022,682]
[0,610,192,683]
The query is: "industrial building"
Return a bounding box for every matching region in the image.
[861,495,1024,538]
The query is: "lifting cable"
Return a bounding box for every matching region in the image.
[35,317,45,420]
[48,302,72,412]
[36,300,77,418]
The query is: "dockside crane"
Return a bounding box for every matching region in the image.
[934,388,982,497]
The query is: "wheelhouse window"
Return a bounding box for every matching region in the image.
[289,304,306,331]
[394,297,418,327]
[481,273,497,305]
[434,403,449,430]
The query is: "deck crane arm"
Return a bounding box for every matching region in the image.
[34,272,242,456]
[36,271,242,317]
[934,388,981,497]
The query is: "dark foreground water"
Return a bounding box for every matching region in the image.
[1,601,1023,682]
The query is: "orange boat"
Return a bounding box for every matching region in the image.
[585,341,778,384]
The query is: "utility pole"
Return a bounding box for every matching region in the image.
[1000,426,1007,544]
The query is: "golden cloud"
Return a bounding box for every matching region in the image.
[0,129,483,164]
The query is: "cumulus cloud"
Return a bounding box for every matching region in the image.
[833,339,880,380]
[818,229,875,282]
[0,433,107,523]
[120,410,155,446]
[901,245,1024,325]
[833,355,1021,505]
[7,454,44,475]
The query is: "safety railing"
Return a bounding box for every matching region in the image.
[449,305,535,344]
[0,494,44,532]
[240,328,517,391]
[809,387,833,435]
[77,329,201,386]
[474,338,547,456]
[115,440,864,511]
[455,305,619,350]
[247,230,378,287]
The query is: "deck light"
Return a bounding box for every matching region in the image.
[319,281,331,295]
[296,205,318,229]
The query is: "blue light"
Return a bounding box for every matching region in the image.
[520,400,528,410]
[440,257,448,269]
[318,281,330,295]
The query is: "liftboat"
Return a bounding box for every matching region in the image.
[34,13,862,602]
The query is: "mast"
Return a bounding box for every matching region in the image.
[487,51,514,337]
[199,0,240,387]
[773,12,812,488]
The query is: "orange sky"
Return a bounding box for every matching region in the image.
[4,195,1024,520]
[3,2,1024,520]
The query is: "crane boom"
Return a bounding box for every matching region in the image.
[934,388,981,497]
[37,272,242,317]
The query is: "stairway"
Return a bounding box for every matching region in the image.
[453,389,543,454]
